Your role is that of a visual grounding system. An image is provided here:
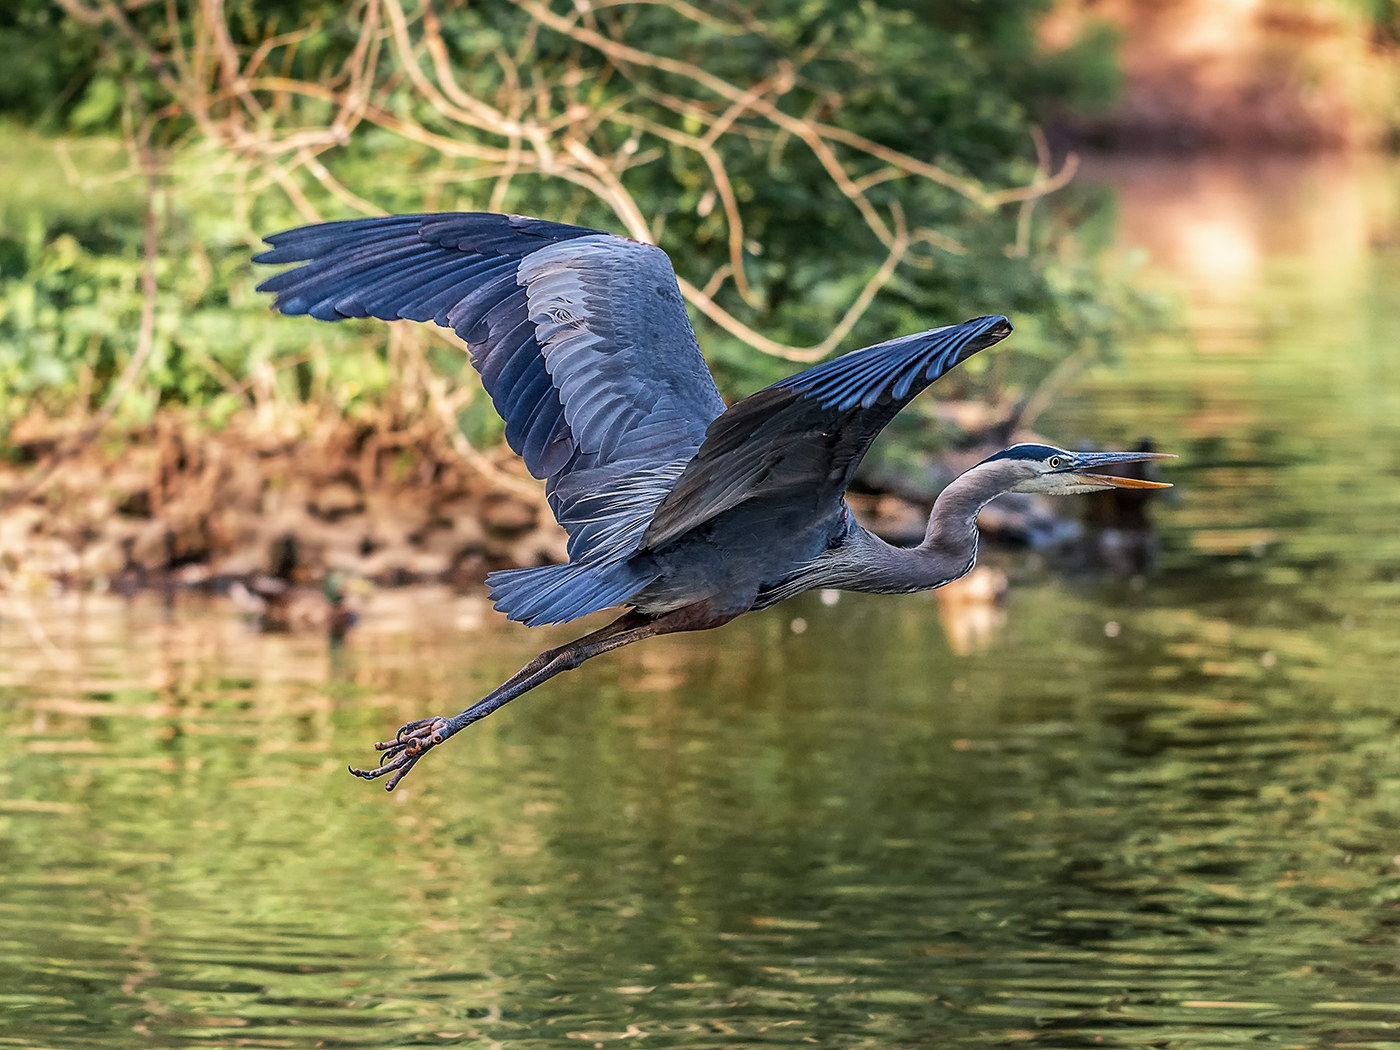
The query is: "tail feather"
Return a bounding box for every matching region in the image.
[486,560,655,627]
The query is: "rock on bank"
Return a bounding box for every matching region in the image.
[0,411,567,590]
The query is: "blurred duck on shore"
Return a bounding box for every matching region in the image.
[229,569,360,644]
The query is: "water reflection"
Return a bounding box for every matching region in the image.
[936,566,1008,655]
[1082,154,1398,305]
[5,156,1400,1048]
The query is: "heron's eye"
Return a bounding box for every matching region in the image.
[1048,456,1064,469]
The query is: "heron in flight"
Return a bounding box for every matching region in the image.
[256,213,1171,789]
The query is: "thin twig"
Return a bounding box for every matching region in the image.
[676,203,910,363]
[1008,125,1052,258]
[1011,347,1092,433]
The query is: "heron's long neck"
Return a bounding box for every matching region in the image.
[837,461,1015,594]
[923,460,1015,554]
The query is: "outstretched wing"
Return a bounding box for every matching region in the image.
[255,213,728,562]
[641,314,1013,551]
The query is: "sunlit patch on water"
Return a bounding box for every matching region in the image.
[6,156,1400,1047]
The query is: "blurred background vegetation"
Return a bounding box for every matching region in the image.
[0,0,1147,479]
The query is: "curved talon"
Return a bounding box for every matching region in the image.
[348,762,392,780]
[350,716,450,790]
[349,749,418,786]
[394,717,436,744]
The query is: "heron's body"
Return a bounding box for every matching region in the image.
[256,212,1170,789]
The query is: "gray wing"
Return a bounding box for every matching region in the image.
[255,213,728,562]
[641,315,1013,551]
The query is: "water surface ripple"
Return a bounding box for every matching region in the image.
[4,156,1400,1048]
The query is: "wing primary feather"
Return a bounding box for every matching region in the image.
[253,217,424,263]
[259,239,424,301]
[448,268,523,340]
[400,259,512,321]
[337,256,468,319]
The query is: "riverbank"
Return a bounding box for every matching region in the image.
[0,408,567,591]
[0,401,1078,595]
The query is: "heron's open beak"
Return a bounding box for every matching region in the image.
[1074,473,1172,490]
[1061,450,1175,490]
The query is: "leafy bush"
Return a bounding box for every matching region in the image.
[0,0,1147,461]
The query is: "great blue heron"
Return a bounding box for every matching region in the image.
[256,212,1171,789]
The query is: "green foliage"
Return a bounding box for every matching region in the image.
[0,0,101,124]
[0,125,400,430]
[0,0,1151,460]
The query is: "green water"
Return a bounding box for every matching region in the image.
[4,156,1400,1048]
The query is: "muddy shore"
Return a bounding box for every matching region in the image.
[0,410,570,592]
[0,406,1089,605]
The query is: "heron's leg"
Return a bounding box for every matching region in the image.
[350,610,668,790]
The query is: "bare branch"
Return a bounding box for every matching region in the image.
[51,0,1077,384]
[678,202,910,364]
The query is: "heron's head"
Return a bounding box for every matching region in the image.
[982,443,1175,496]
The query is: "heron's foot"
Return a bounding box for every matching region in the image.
[348,716,453,791]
